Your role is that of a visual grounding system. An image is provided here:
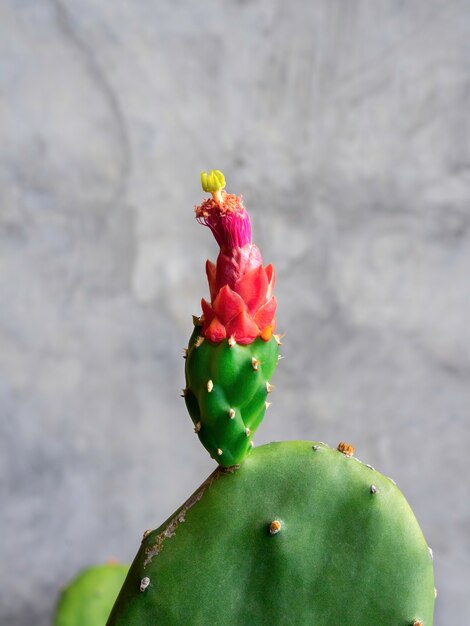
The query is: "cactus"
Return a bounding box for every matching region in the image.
[54,563,128,626]
[107,442,435,625]
[184,171,279,466]
[184,324,278,466]
[106,171,435,624]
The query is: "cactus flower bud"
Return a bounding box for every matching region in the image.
[195,171,277,344]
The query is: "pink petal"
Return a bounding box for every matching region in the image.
[233,265,268,315]
[225,309,260,345]
[206,260,217,302]
[201,298,215,325]
[254,296,277,330]
[212,285,246,325]
[264,264,276,299]
[204,316,227,343]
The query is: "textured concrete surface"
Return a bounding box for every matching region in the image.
[1,1,469,624]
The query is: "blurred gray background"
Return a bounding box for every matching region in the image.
[1,0,469,624]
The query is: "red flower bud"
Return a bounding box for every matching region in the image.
[195,190,276,345]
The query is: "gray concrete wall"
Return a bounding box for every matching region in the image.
[1,1,469,623]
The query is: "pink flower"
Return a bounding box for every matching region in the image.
[195,192,277,345]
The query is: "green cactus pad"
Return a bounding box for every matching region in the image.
[184,325,279,466]
[107,441,435,626]
[54,563,129,626]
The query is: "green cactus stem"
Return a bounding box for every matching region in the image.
[54,563,129,626]
[184,324,279,466]
[107,441,435,626]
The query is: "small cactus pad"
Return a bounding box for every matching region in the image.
[184,325,279,466]
[54,563,129,626]
[107,442,435,625]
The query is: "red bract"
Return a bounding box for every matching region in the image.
[195,192,277,345]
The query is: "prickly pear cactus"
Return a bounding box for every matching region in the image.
[106,171,435,625]
[184,171,279,466]
[107,442,435,626]
[54,563,129,626]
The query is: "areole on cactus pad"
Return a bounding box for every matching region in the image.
[184,170,280,466]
